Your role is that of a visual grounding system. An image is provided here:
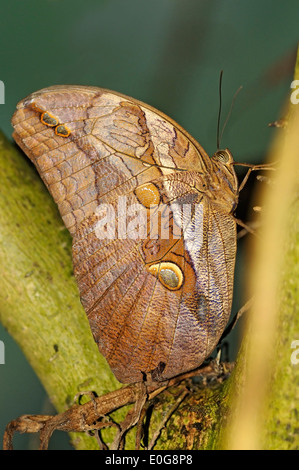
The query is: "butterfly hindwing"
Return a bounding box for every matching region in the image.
[11,85,238,383]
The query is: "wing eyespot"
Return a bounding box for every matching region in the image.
[134,182,161,208]
[148,261,183,291]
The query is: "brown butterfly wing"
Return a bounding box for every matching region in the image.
[11,85,237,383]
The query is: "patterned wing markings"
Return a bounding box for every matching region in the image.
[12,85,238,383]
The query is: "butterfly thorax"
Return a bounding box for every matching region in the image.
[159,157,238,216]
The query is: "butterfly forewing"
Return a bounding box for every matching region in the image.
[11,85,238,383]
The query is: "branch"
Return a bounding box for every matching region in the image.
[0,132,120,449]
[219,49,299,449]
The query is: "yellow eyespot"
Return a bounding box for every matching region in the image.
[135,183,160,208]
[148,262,183,291]
[55,124,71,138]
[41,111,59,127]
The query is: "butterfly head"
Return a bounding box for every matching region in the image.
[210,148,239,213]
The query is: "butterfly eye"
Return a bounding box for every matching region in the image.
[213,149,230,163]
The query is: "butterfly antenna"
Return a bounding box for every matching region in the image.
[217,71,243,149]
[216,70,224,150]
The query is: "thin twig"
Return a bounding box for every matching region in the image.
[147,389,189,450]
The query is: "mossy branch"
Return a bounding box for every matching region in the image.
[0,134,120,449]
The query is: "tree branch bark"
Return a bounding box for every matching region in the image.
[0,132,120,449]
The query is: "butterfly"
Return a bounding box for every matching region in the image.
[11,85,239,384]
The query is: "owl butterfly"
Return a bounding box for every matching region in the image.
[12,86,239,384]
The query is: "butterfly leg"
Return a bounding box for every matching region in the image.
[233,216,256,235]
[237,162,276,192]
[110,383,148,450]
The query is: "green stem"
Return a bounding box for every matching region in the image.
[219,67,299,449]
[0,132,120,449]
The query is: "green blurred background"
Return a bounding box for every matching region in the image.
[0,0,298,449]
